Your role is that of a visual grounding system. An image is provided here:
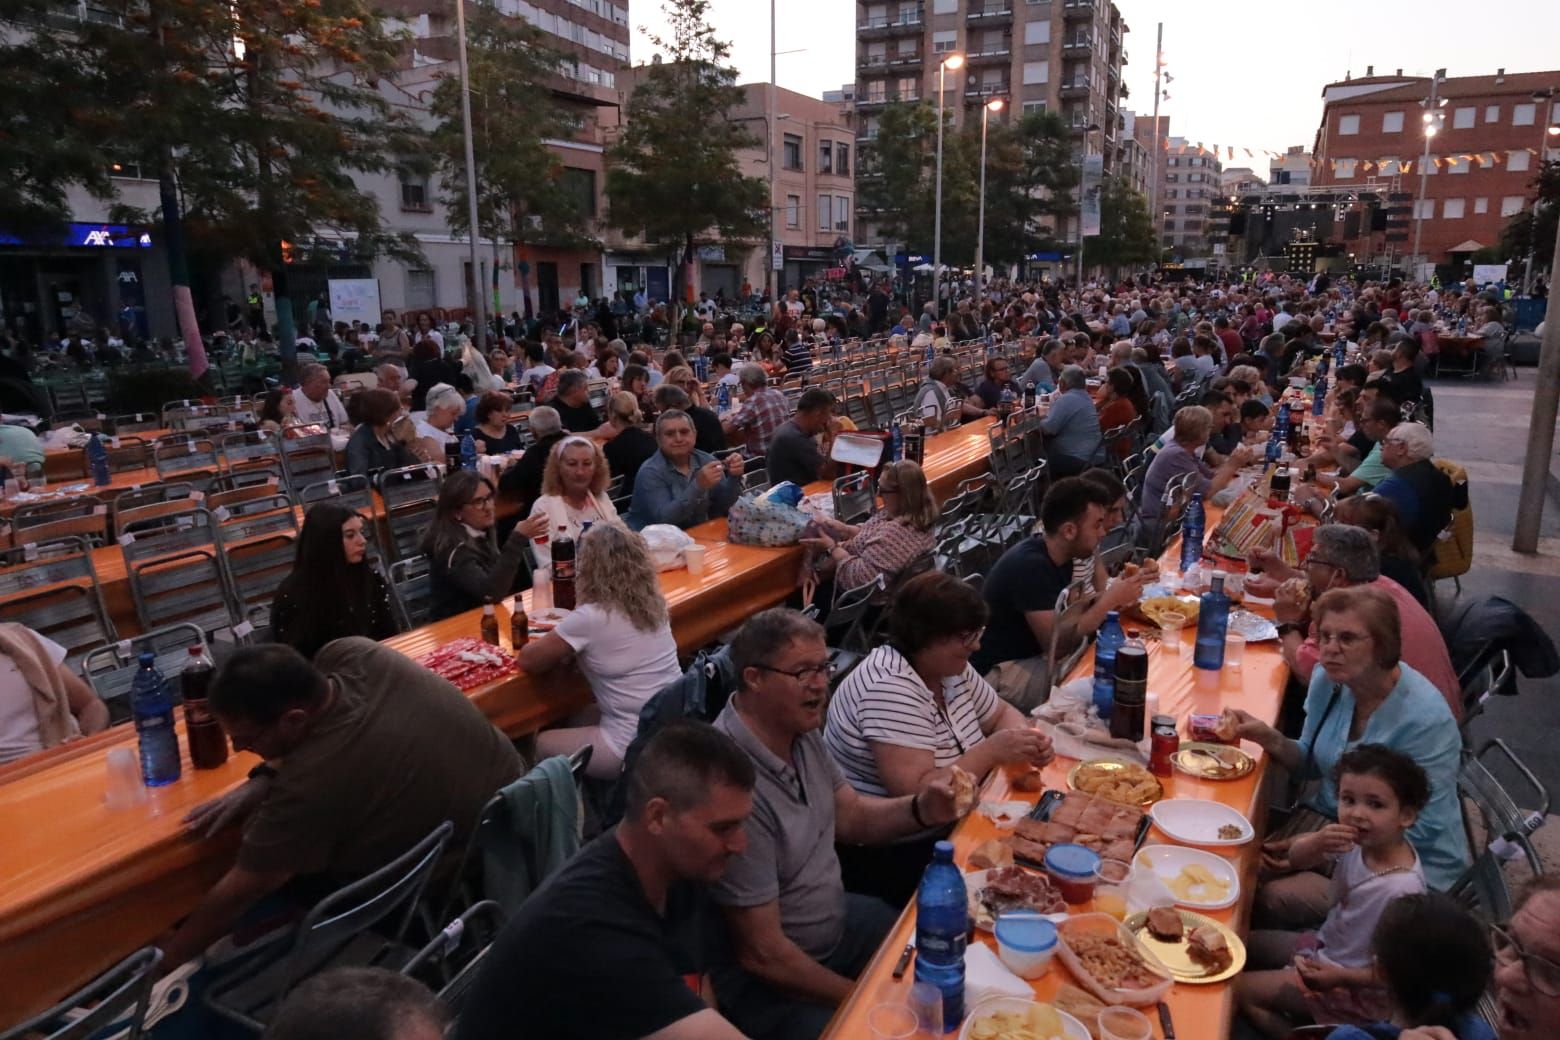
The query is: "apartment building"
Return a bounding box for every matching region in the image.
[1269,145,1312,189]
[853,0,1129,247]
[1160,138,1222,256]
[1310,66,1560,263]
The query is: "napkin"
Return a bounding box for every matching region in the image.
[964,942,1034,1006]
[1031,678,1150,766]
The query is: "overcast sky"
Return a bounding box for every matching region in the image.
[633,0,1560,168]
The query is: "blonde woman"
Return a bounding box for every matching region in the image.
[518,524,681,779]
[593,391,658,493]
[527,435,622,569]
[801,459,940,601]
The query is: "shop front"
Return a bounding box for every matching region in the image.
[0,223,167,343]
[781,245,836,295]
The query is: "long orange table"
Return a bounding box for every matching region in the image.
[0,418,998,1025]
[823,507,1285,1040]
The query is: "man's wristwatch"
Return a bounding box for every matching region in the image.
[1276,621,1306,639]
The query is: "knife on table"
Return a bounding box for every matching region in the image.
[1157,1001,1176,1040]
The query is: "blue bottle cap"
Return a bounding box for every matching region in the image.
[932,840,956,862]
[994,911,1058,952]
[138,651,155,666]
[1043,843,1102,880]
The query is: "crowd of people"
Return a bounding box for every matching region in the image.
[2,267,1547,1040]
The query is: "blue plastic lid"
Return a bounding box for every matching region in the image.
[932,840,955,862]
[994,911,1058,953]
[138,651,155,666]
[1044,843,1102,880]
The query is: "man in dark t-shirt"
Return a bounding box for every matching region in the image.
[456,722,756,1040]
[765,388,837,488]
[973,478,1148,710]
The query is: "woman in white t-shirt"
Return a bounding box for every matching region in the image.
[0,624,109,765]
[518,523,679,780]
[526,436,623,569]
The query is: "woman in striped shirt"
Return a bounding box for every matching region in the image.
[825,571,1055,903]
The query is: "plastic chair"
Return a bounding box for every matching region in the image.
[203,822,455,1034]
[0,947,162,1040]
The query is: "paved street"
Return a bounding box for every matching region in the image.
[1433,373,1560,876]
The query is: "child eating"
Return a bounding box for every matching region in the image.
[1237,743,1430,1038]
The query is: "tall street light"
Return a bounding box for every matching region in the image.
[453,0,486,352]
[974,97,1004,309]
[933,52,964,319]
[1523,86,1559,295]
[1074,122,1101,287]
[1411,69,1446,275]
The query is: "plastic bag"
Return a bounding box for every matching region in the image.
[727,490,809,547]
[640,524,694,571]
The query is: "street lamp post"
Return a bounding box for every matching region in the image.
[1075,122,1101,288]
[1411,69,1446,277]
[933,53,964,319]
[974,97,1003,309]
[453,0,486,352]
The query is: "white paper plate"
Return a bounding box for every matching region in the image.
[959,997,1090,1040]
[1149,798,1255,847]
[1132,845,1241,910]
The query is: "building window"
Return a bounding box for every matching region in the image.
[819,140,833,175]
[1022,61,1047,85]
[785,194,801,228]
[1338,114,1360,135]
[1024,20,1050,44]
[1485,104,1501,123]
[1334,158,1357,179]
[817,195,832,231]
[1164,188,1178,198]
[1508,150,1531,173]
[932,30,956,52]
[1443,198,1465,219]
[406,268,436,310]
[1414,199,1434,219]
[1452,106,1475,129]
[1473,197,1488,214]
[1022,100,1046,114]
[837,144,850,175]
[1500,195,1524,217]
[835,195,851,232]
[933,0,957,12]
[1448,155,1469,175]
[782,134,803,170]
[1513,103,1536,126]
[1381,111,1404,133]
[400,175,432,212]
[561,167,597,217]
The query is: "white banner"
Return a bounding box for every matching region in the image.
[1080,154,1104,239]
[327,278,382,327]
[1472,263,1508,286]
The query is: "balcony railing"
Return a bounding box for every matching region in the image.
[966,4,1012,20]
[859,9,924,31]
[856,91,922,106]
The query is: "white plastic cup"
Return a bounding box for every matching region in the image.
[684,543,707,577]
[907,982,942,1036]
[866,1004,917,1040]
[531,566,553,611]
[1225,632,1247,671]
[104,747,148,809]
[1099,1006,1153,1040]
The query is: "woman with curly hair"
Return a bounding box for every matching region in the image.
[526,435,622,569]
[518,524,680,779]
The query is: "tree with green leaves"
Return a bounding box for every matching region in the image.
[429,4,593,319]
[605,0,766,317]
[1498,160,1559,275]
[4,0,426,373]
[1085,176,1159,273]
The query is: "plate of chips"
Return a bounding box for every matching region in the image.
[959,998,1090,1040]
[1133,593,1200,629]
[1132,845,1241,910]
[1067,759,1164,807]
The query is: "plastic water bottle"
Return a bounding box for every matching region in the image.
[925,339,935,364]
[1023,381,1037,410]
[999,386,1015,419]
[1312,378,1327,416]
[890,419,904,462]
[1179,492,1206,573]
[915,840,968,1030]
[716,382,731,414]
[1265,429,1281,466]
[86,432,111,487]
[1091,611,1126,720]
[1459,316,1468,335]
[1194,574,1231,671]
[130,652,181,786]
[459,432,477,472]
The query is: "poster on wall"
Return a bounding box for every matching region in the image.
[327,278,382,327]
[1472,264,1509,286]
[1080,154,1104,239]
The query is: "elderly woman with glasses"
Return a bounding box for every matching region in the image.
[1225,585,1468,913]
[421,470,549,620]
[799,460,940,606]
[824,571,1055,904]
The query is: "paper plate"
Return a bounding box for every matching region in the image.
[959,997,1091,1040]
[1124,908,1247,984]
[1132,845,1241,910]
[1149,798,1255,847]
[1067,759,1164,807]
[528,607,573,632]
[1171,742,1255,781]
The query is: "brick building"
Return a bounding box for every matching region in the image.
[1310,66,1560,265]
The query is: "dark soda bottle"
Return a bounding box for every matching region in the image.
[181,645,227,769]
[551,527,577,610]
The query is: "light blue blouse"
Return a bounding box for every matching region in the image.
[1298,663,1470,890]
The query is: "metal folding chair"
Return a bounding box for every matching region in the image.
[377,463,443,562]
[9,496,109,548]
[1457,738,1548,877]
[0,538,116,670]
[831,471,876,526]
[0,947,162,1040]
[81,622,209,713]
[389,554,435,629]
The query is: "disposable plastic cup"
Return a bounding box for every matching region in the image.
[1225,632,1247,671]
[908,981,943,1036]
[866,1003,918,1040]
[684,544,707,577]
[1099,1006,1153,1040]
[104,747,148,809]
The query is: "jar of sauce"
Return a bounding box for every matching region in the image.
[1149,714,1180,777]
[1043,843,1102,905]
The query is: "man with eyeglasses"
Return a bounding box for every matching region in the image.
[1250,524,1460,722]
[709,608,962,1040]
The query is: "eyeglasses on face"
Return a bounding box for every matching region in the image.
[1315,628,1368,649]
[754,661,835,684]
[1493,923,1560,997]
